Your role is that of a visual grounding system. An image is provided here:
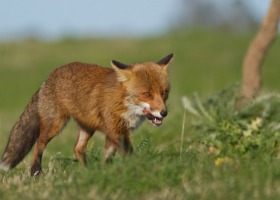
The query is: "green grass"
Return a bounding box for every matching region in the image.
[1,30,280,199]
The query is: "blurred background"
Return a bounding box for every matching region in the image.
[0,0,279,156]
[1,1,280,198]
[0,0,272,40]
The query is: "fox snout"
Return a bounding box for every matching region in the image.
[151,108,168,119]
[143,105,168,127]
[160,110,168,118]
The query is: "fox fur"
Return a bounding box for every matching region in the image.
[0,54,174,176]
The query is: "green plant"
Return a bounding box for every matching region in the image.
[183,84,280,164]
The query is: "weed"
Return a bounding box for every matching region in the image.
[183,84,280,164]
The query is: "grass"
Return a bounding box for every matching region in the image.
[1,30,280,199]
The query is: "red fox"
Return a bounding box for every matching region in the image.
[0,54,173,176]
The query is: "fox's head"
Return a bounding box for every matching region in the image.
[111,54,174,127]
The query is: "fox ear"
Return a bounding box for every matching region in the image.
[111,60,130,70]
[111,60,132,82]
[157,53,174,70]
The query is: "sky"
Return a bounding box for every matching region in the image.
[0,0,272,41]
[243,0,270,21]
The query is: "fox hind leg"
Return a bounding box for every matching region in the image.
[31,116,69,176]
[74,127,94,166]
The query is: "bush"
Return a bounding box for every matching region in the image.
[183,84,280,164]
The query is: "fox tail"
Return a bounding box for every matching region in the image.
[0,91,40,171]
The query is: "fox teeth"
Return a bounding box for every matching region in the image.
[153,118,162,126]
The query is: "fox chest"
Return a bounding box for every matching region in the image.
[122,110,145,131]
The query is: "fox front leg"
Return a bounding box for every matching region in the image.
[103,133,133,163]
[103,136,118,163]
[123,133,133,155]
[74,128,95,166]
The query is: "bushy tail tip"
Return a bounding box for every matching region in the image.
[0,160,10,171]
[0,91,40,171]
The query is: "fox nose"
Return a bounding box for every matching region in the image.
[160,110,168,118]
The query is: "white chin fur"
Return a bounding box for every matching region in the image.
[122,100,147,130]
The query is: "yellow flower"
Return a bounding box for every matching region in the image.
[214,157,232,166]
[250,117,263,131]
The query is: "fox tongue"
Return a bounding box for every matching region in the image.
[153,117,162,126]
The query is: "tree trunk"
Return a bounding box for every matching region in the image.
[238,0,280,106]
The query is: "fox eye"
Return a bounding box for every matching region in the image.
[143,92,151,97]
[162,90,169,96]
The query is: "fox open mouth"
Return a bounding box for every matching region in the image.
[143,108,163,126]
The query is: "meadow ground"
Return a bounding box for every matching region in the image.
[0,30,280,199]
